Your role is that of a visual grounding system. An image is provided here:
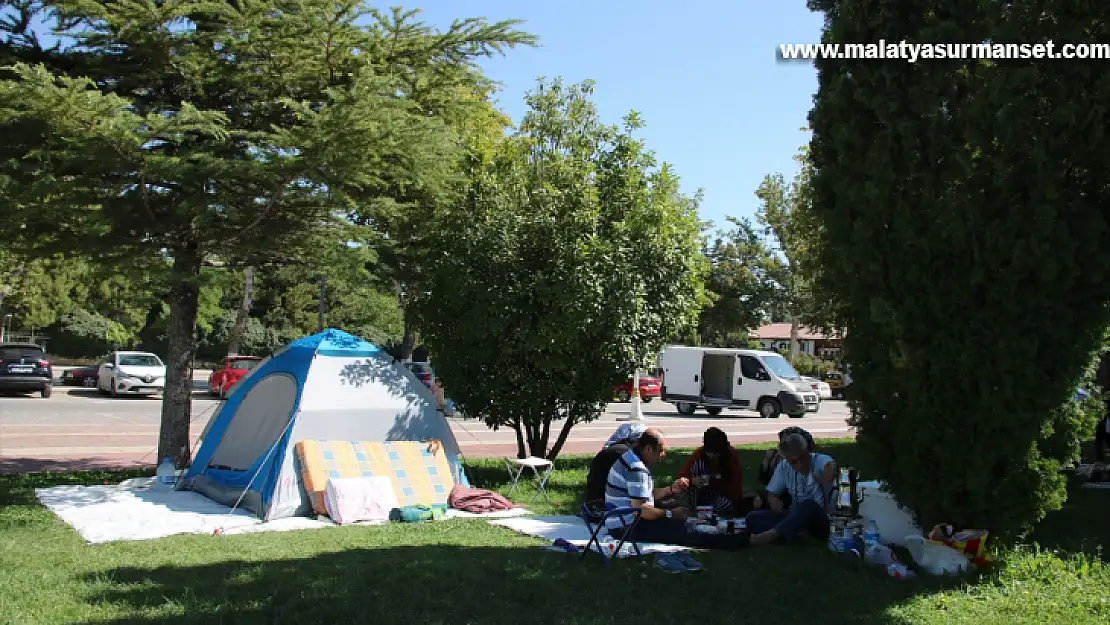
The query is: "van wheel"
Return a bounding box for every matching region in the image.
[758,399,781,419]
[616,389,630,402]
[676,402,696,416]
[41,385,52,398]
[706,406,723,416]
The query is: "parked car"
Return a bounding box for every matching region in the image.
[801,376,833,400]
[614,373,661,403]
[821,371,849,399]
[96,351,166,397]
[403,360,453,414]
[404,361,436,389]
[61,365,99,387]
[0,342,53,398]
[207,355,262,398]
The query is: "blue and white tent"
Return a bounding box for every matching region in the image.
[182,329,468,520]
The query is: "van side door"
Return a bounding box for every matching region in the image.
[734,354,767,407]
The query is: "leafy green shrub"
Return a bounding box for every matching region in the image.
[412,79,705,459]
[47,309,132,357]
[785,352,837,377]
[196,311,270,360]
[805,1,1110,539]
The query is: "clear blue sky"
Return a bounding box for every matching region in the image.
[415,0,825,229]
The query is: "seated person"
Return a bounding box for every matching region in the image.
[602,422,648,451]
[604,429,748,550]
[746,433,836,546]
[673,427,760,515]
[585,423,649,502]
[757,426,817,493]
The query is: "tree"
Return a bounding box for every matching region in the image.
[0,1,533,466]
[412,78,706,459]
[754,144,835,359]
[806,0,1110,538]
[697,216,779,347]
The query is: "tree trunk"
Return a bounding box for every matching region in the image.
[547,415,578,460]
[226,266,254,356]
[398,318,417,360]
[524,420,539,457]
[512,418,526,459]
[539,413,552,455]
[158,251,202,469]
[317,275,327,332]
[789,313,800,360]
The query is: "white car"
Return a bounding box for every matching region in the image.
[97,351,166,397]
[801,376,833,401]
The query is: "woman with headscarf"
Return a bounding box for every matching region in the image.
[674,427,747,515]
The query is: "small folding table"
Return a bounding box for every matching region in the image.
[504,456,554,505]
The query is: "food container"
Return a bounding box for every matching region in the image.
[696,505,713,521]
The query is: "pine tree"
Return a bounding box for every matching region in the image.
[0,1,533,465]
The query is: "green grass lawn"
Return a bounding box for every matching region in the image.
[1,439,1108,624]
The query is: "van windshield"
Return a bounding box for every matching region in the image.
[762,354,802,380]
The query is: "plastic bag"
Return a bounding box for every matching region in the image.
[864,544,899,566]
[905,535,970,575]
[928,523,989,557]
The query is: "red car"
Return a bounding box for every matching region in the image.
[208,355,262,398]
[613,375,661,403]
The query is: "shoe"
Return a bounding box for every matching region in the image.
[674,551,703,572]
[654,553,686,574]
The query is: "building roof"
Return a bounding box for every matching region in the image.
[750,323,841,341]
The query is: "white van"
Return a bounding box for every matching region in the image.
[658,345,819,418]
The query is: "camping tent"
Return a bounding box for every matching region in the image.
[182,328,469,520]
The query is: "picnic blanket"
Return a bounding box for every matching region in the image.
[489,515,691,557]
[36,477,529,544]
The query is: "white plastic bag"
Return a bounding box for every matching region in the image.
[904,535,970,575]
[864,544,899,566]
[323,476,399,525]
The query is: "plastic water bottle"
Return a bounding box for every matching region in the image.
[156,457,176,489]
[863,519,881,551]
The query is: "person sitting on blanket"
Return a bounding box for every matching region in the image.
[585,423,649,502]
[746,433,837,546]
[604,429,747,551]
[756,426,818,511]
[672,427,761,515]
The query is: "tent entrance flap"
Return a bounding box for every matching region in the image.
[209,372,299,470]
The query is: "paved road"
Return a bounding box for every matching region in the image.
[0,372,853,474]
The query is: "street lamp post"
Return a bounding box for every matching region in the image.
[629,368,644,421]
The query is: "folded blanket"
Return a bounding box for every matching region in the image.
[449,484,516,513]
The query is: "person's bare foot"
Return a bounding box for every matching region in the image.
[750,530,779,546]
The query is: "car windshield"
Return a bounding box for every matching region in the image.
[230,359,259,371]
[0,347,44,361]
[761,354,802,380]
[119,354,163,367]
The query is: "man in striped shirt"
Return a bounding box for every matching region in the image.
[604,429,749,559]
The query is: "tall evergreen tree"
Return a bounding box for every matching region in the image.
[0,1,532,465]
[806,0,1110,537]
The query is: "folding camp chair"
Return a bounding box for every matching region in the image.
[579,500,645,566]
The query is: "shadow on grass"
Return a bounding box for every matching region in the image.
[0,456,157,476]
[76,544,960,625]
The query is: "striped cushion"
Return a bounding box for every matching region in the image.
[295,440,456,516]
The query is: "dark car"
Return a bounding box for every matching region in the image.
[0,342,53,397]
[61,365,99,387]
